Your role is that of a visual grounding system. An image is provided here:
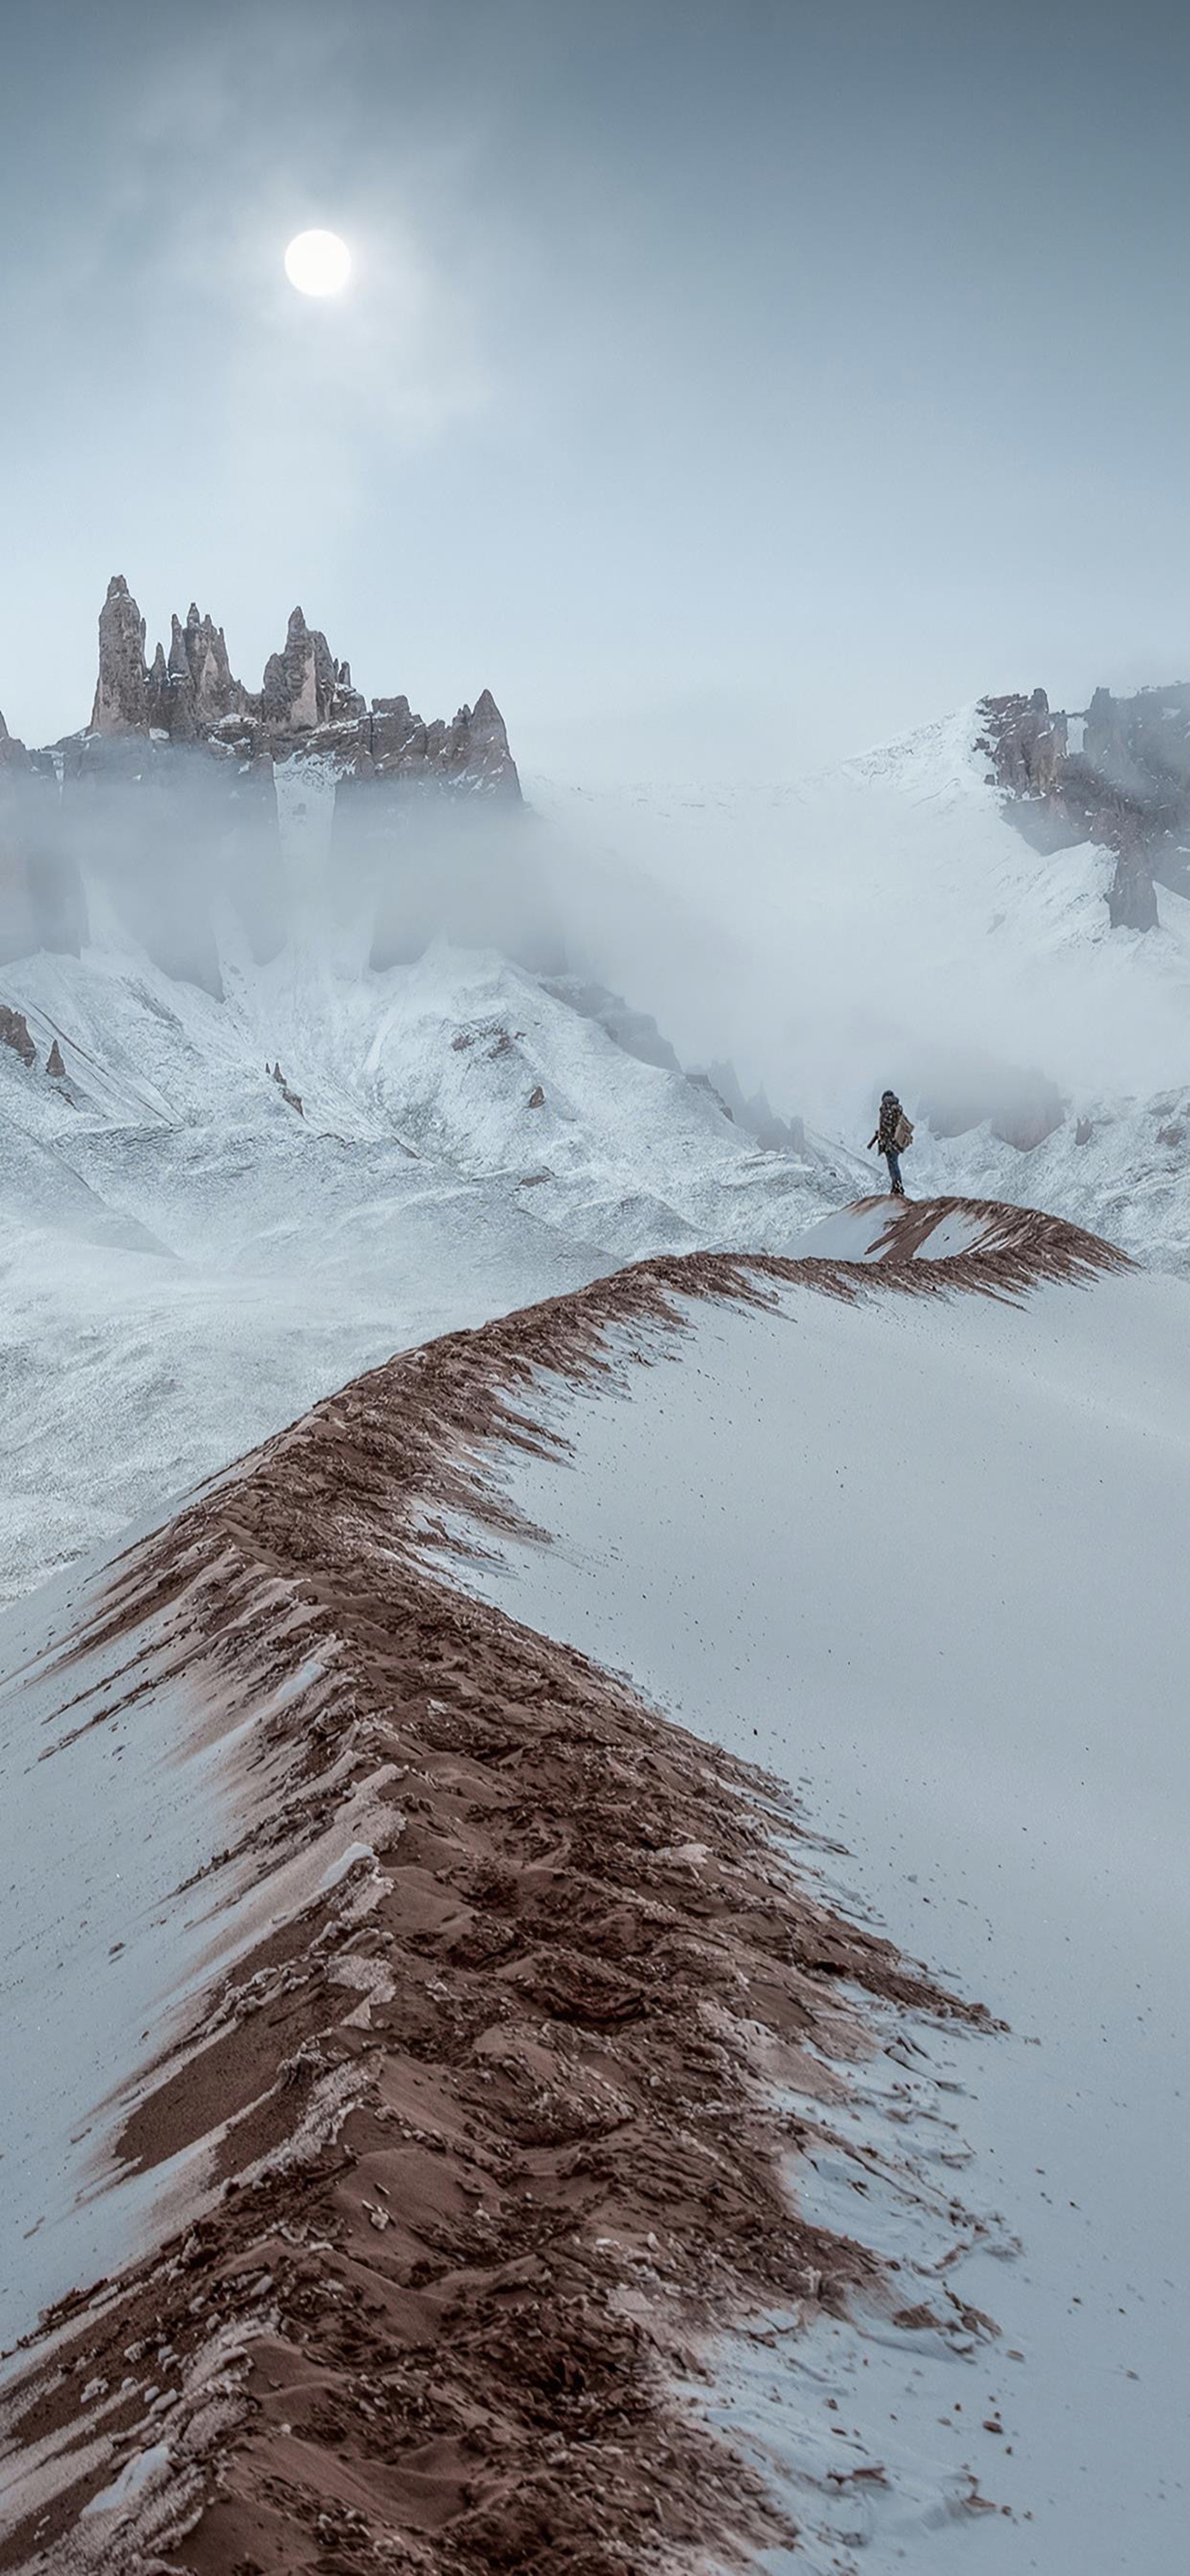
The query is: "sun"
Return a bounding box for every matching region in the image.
[284,229,351,298]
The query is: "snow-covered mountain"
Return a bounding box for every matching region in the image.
[3,1199,1185,2572]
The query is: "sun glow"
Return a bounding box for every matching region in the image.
[284,230,352,298]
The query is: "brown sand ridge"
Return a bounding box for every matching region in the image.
[0,1201,1126,2573]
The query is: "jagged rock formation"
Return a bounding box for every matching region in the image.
[86,578,518,793]
[269,1058,304,1116]
[976,683,1190,932]
[0,711,87,965]
[46,1037,65,1078]
[90,576,150,733]
[339,684,519,794]
[261,608,363,736]
[148,605,248,741]
[92,577,252,747]
[332,690,523,829]
[0,1002,36,1067]
[978,688,1067,802]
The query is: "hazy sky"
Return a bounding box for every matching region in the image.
[3,0,1190,777]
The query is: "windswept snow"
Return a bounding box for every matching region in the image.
[0,1561,253,2354]
[456,1246,1190,2571]
[788,1196,987,1261]
[0,1228,1001,2571]
[1,1206,1185,2569]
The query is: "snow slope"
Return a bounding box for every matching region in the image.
[452,1223,1190,2572]
[0,929,850,1605]
[0,1555,272,2356]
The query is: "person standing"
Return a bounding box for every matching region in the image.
[868,1088,911,1196]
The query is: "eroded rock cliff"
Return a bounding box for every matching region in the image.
[977,682,1190,933]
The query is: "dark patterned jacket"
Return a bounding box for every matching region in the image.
[870,1097,902,1154]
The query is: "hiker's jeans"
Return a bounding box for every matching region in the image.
[884,1149,903,1194]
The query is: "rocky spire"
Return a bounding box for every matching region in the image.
[270,1057,304,1116]
[977,689,1066,799]
[82,579,515,790]
[262,607,360,732]
[91,575,149,733]
[147,605,246,740]
[460,688,520,795]
[90,578,250,744]
[144,640,170,731]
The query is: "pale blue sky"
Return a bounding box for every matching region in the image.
[3,0,1190,775]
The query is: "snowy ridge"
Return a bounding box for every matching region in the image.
[1,1204,1181,2571]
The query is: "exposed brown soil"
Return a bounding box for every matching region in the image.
[821,1192,1131,1286]
[0,1203,1123,2574]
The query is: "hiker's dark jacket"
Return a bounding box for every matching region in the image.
[870,1098,902,1154]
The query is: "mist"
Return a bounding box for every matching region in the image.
[525,754,1190,1147]
[9,693,1187,1172]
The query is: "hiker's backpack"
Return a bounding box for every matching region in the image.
[893,1110,914,1151]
